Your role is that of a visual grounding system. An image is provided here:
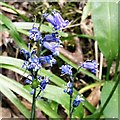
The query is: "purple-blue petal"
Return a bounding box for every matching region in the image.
[60,65,72,76]
[29,27,42,41]
[81,60,98,73]
[40,79,49,91]
[25,79,31,84]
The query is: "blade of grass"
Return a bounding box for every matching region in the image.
[0,2,29,21]
[0,74,61,118]
[0,56,65,87]
[0,14,27,49]
[0,85,31,118]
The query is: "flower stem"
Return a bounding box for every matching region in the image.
[69,93,73,120]
[70,107,74,119]
[69,67,81,119]
[31,88,36,120]
[79,82,104,94]
[35,89,41,99]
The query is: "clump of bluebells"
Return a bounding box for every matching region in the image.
[60,60,98,118]
[20,9,98,119]
[20,10,69,96]
[20,10,70,119]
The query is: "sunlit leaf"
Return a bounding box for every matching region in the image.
[91,2,118,61]
[101,81,118,118]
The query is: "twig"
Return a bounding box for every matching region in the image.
[99,53,103,79]
[94,41,98,77]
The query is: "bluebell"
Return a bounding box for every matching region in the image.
[40,78,49,91]
[64,81,73,95]
[29,27,42,42]
[39,55,56,67]
[73,95,85,107]
[22,55,42,73]
[81,60,98,73]
[43,32,61,43]
[60,65,72,76]
[43,11,69,30]
[43,42,60,56]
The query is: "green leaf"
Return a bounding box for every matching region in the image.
[0,85,31,118]
[81,2,91,22]
[0,23,7,31]
[0,2,29,21]
[0,74,61,118]
[101,81,118,118]
[49,101,58,113]
[91,2,118,61]
[0,14,27,49]
[13,22,68,37]
[61,34,96,41]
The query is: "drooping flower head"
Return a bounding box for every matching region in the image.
[52,10,69,30]
[80,60,98,73]
[20,49,31,60]
[60,65,72,76]
[23,55,42,73]
[20,49,36,60]
[43,32,61,43]
[43,42,61,56]
[73,95,85,108]
[29,27,42,42]
[20,49,42,73]
[43,10,69,30]
[39,55,56,67]
[40,77,49,91]
[64,81,73,95]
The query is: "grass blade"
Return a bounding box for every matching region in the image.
[0,2,29,21]
[0,74,61,118]
[0,14,27,49]
[0,85,31,118]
